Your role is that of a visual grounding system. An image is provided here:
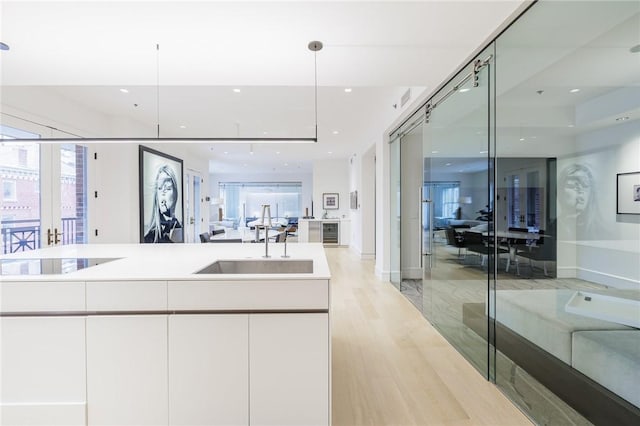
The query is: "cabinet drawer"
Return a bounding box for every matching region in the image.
[86,281,167,311]
[168,280,329,311]
[1,281,85,312]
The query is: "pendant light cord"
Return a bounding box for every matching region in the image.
[308,41,322,141]
[156,43,160,138]
[314,48,318,140]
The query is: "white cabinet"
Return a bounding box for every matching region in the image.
[249,313,329,426]
[1,317,87,426]
[300,219,350,245]
[168,315,249,426]
[86,315,168,426]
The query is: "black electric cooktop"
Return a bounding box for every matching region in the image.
[0,258,120,276]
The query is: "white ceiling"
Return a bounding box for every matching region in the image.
[0,0,528,173]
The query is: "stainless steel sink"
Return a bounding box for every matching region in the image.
[195,259,314,274]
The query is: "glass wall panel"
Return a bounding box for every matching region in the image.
[424,48,494,379]
[493,1,640,424]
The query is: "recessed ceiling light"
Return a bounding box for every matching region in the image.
[479,150,488,154]
[233,88,241,93]
[616,116,630,121]
[179,125,186,129]
[263,131,268,135]
[344,88,352,93]
[445,163,452,166]
[328,151,333,154]
[569,88,580,93]
[119,88,129,93]
[332,130,339,135]
[459,88,471,93]
[276,151,280,154]
[224,151,229,154]
[284,163,289,166]
[568,124,575,128]
[249,151,254,155]
[431,150,439,154]
[519,137,525,141]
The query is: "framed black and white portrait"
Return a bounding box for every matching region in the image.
[616,172,640,215]
[139,145,184,242]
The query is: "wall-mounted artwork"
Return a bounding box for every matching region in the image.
[139,145,184,242]
[616,172,640,215]
[350,190,358,210]
[322,193,339,210]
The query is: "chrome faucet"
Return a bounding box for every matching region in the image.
[282,230,290,258]
[260,204,272,258]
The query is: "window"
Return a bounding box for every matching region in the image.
[3,180,17,201]
[218,182,303,224]
[426,181,460,218]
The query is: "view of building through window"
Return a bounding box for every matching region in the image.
[0,125,88,253]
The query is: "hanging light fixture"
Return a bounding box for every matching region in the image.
[18,42,322,144]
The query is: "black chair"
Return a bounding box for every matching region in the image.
[199,232,211,243]
[516,230,555,276]
[445,227,466,258]
[464,231,509,270]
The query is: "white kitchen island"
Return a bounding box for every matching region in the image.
[0,243,331,426]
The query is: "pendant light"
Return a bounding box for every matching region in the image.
[18,41,323,144]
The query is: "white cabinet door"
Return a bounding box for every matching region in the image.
[168,315,249,426]
[1,317,87,426]
[86,315,168,426]
[249,313,329,426]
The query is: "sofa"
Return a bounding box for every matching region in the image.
[463,288,640,425]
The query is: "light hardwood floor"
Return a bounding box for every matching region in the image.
[327,247,533,426]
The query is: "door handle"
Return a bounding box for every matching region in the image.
[47,228,53,246]
[421,195,433,268]
[54,228,63,244]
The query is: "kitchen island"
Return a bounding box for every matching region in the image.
[1,243,331,426]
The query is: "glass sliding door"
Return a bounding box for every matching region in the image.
[422,50,494,379]
[390,48,495,378]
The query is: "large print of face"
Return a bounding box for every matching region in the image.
[560,164,593,215]
[156,167,177,216]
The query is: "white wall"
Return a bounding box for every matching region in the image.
[556,120,640,288]
[350,145,376,258]
[88,143,210,244]
[313,159,349,220]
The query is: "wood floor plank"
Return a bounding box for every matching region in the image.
[327,247,532,426]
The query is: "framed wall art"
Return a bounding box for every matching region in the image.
[616,171,640,215]
[139,145,185,242]
[322,192,339,210]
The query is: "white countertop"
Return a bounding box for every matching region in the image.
[0,243,331,282]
